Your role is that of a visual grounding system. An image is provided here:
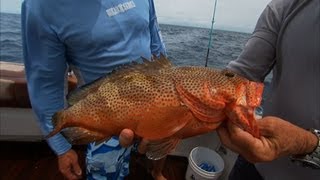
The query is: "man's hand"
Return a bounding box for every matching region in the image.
[58,149,82,180]
[217,116,318,163]
[119,129,148,153]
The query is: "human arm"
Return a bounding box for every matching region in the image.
[148,0,167,57]
[222,0,319,164]
[226,1,286,82]
[21,2,81,179]
[217,116,319,163]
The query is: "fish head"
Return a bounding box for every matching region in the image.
[235,80,264,138]
[213,70,264,137]
[244,80,264,107]
[214,70,264,108]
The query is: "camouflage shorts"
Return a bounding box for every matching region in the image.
[86,136,132,180]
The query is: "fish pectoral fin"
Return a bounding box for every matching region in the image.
[62,127,108,145]
[146,137,180,160]
[175,81,225,122]
[94,137,112,146]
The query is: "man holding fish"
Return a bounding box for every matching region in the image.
[21,0,166,179]
[119,0,320,179]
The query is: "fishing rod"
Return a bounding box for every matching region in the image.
[205,0,218,67]
[205,0,229,156]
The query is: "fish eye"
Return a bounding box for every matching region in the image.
[224,72,235,78]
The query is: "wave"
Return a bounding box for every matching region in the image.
[0,12,252,70]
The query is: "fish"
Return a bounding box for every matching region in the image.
[47,54,264,160]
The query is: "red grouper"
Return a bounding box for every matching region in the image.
[47,55,264,160]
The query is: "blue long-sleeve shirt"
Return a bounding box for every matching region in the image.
[21,0,166,155]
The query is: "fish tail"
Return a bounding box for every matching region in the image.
[45,111,65,139]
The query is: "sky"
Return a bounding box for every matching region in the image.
[1,0,271,33]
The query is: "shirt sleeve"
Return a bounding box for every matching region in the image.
[148,0,167,57]
[21,2,72,155]
[226,2,283,82]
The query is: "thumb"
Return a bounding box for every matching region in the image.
[256,117,276,137]
[217,123,242,154]
[119,129,135,147]
[227,122,257,147]
[228,121,253,139]
[138,139,150,154]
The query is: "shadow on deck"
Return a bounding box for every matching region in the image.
[0,141,188,180]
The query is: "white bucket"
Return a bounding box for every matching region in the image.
[185,146,225,180]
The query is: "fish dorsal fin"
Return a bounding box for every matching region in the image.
[146,137,180,160]
[67,76,105,106]
[132,53,172,71]
[138,53,173,70]
[107,53,173,82]
[67,54,172,104]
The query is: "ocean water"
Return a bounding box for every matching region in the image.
[0,12,251,70]
[0,13,23,63]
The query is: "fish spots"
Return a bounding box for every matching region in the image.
[49,56,263,145]
[224,71,235,78]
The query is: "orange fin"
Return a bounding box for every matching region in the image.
[94,137,112,146]
[46,111,65,139]
[61,127,108,145]
[146,137,180,160]
[67,76,105,106]
[68,54,173,106]
[175,81,225,122]
[107,53,173,81]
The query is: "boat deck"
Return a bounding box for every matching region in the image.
[0,141,188,180]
